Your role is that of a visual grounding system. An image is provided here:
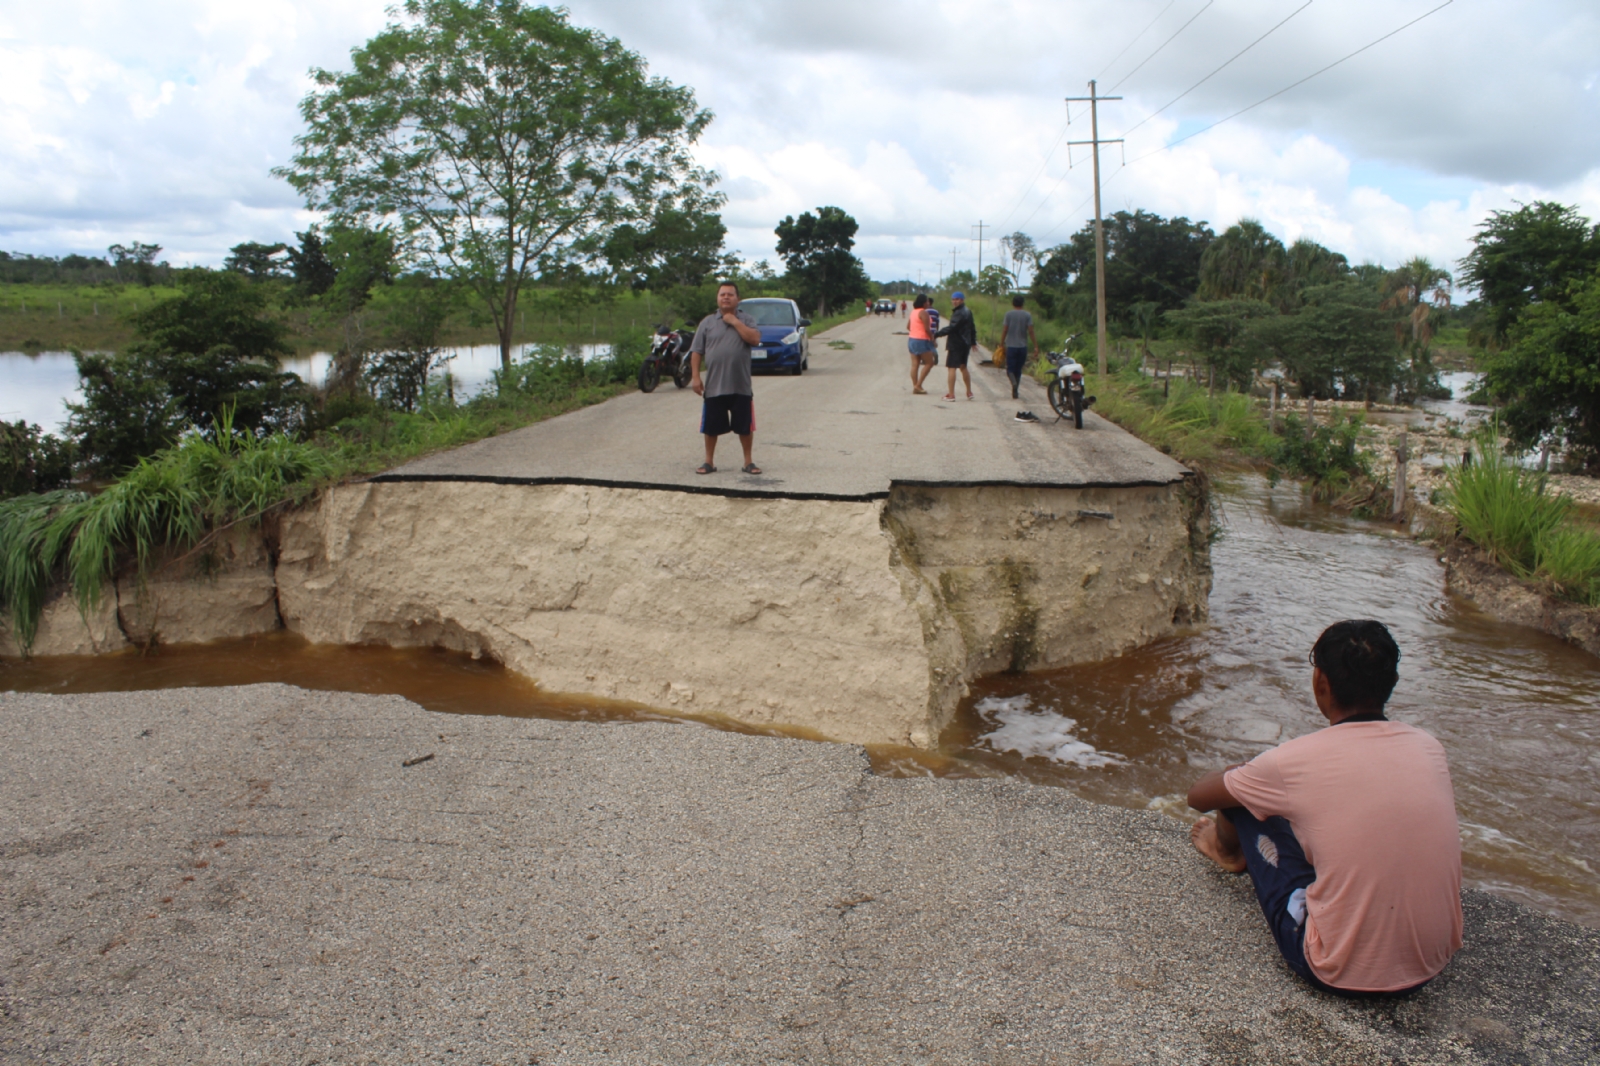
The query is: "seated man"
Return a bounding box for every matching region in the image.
[1187,619,1462,995]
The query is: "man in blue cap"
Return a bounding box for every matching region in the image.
[935,291,978,401]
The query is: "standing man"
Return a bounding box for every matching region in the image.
[690,282,763,475]
[1000,294,1038,400]
[936,291,977,400]
[1186,620,1463,995]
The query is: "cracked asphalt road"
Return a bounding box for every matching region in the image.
[1,686,1596,1064]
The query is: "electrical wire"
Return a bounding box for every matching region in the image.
[1122,1,1314,137]
[1094,0,1180,82]
[991,121,1073,233]
[1107,0,1214,93]
[1125,0,1454,164]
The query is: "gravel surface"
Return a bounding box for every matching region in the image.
[2,685,1595,1064]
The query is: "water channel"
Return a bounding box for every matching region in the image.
[4,475,1597,927]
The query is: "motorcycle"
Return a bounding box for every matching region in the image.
[1046,336,1096,428]
[638,325,694,393]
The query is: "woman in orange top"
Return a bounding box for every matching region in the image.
[907,293,937,394]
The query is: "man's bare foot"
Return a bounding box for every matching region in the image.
[1191,817,1247,873]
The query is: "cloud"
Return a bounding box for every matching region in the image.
[1,0,1597,285]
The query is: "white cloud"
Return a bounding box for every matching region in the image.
[2,0,1597,285]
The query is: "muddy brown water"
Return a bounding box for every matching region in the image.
[4,474,1597,926]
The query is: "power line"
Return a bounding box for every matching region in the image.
[1122,1,1314,137]
[1094,0,1180,81]
[1125,0,1454,165]
[991,120,1072,232]
[1107,0,1214,93]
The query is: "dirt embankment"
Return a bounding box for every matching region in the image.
[2,478,1212,747]
[1439,542,1600,657]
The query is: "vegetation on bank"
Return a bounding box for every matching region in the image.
[1441,436,1600,607]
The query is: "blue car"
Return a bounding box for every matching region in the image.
[739,297,811,375]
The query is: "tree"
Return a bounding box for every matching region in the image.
[774,205,871,317]
[1480,268,1600,469]
[225,242,290,280]
[975,264,1016,297]
[603,189,728,291]
[1033,210,1213,321]
[998,232,1038,286]
[364,277,461,412]
[108,242,164,286]
[1459,201,1600,342]
[943,269,976,292]
[286,227,338,297]
[1197,219,1287,304]
[279,0,716,372]
[1167,299,1277,391]
[66,272,307,474]
[1247,279,1401,401]
[1382,257,1452,399]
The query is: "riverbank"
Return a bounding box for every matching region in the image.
[3,684,1595,1064]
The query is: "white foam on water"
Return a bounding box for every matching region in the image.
[974,695,1125,770]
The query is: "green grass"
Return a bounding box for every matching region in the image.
[0,342,641,653]
[1079,367,1277,466]
[0,283,182,350]
[1443,435,1600,605]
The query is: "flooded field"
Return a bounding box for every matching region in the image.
[5,475,1597,926]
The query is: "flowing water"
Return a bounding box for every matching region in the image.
[4,476,1598,926]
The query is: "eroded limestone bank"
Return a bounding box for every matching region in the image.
[273,479,1209,746]
[3,478,1211,747]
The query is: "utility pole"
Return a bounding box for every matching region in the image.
[971,221,987,280]
[1065,80,1122,376]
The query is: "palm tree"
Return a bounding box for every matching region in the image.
[1382,257,1453,401]
[1382,257,1453,349]
[1196,219,1287,305]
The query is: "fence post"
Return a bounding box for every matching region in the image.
[1305,396,1316,439]
[1393,432,1408,522]
[1269,379,1279,431]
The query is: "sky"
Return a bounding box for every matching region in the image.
[2,0,1597,287]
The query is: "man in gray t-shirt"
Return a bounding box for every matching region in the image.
[1000,295,1038,400]
[690,281,764,475]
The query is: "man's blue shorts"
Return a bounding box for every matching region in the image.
[700,393,754,437]
[1222,807,1430,998]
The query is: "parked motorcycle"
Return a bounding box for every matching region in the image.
[1046,337,1096,428]
[638,325,694,393]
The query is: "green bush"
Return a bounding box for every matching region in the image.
[1441,435,1600,604]
[0,420,73,499]
[0,423,332,652]
[1271,413,1369,492]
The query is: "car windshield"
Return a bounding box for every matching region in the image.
[739,300,798,327]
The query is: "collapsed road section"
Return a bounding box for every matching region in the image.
[2,318,1211,747]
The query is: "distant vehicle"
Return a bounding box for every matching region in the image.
[739,297,811,375]
[873,299,896,315]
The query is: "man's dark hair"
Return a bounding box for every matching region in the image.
[717,280,740,295]
[1311,620,1400,711]
[913,293,929,309]
[1012,294,1025,308]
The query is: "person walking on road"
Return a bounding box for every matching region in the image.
[935,290,977,400]
[1000,294,1038,400]
[907,294,938,394]
[690,281,763,475]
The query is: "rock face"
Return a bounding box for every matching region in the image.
[116,528,281,647]
[275,479,1210,747]
[0,590,126,658]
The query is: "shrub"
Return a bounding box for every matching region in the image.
[0,420,73,498]
[1442,435,1569,577]
[1271,413,1370,493]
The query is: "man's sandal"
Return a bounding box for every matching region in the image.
[741,462,763,475]
[695,462,716,474]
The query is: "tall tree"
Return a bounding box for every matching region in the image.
[1033,210,1213,322]
[774,206,870,317]
[225,242,291,280]
[1480,268,1600,468]
[1197,219,1287,304]
[108,242,164,287]
[1459,201,1600,342]
[278,0,716,372]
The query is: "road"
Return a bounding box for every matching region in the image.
[380,314,1189,498]
[2,686,1594,1064]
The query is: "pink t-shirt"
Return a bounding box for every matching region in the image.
[1224,721,1463,992]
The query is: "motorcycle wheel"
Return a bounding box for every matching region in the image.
[1072,393,1084,429]
[637,359,661,393]
[1047,379,1072,420]
[672,356,692,389]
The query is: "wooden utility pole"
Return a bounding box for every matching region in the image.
[1066,80,1122,377]
[1393,432,1409,522]
[971,221,987,279]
